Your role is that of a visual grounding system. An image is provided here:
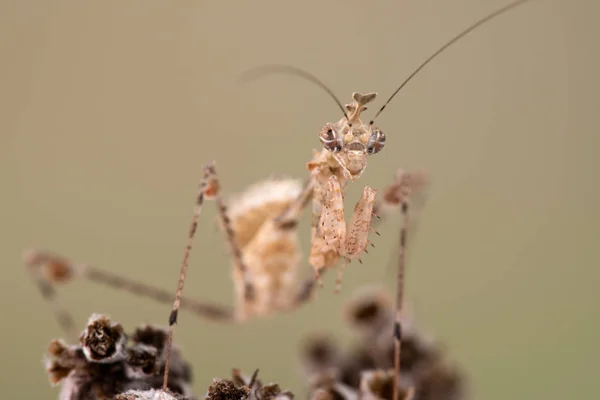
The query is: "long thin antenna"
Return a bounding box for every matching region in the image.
[239,64,349,123]
[162,163,213,392]
[370,0,534,124]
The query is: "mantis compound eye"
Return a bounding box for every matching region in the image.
[367,129,386,154]
[319,125,343,153]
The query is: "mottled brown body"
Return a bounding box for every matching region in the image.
[21,91,422,338]
[305,93,383,284]
[227,178,304,320]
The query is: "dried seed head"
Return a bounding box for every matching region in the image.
[46,363,73,387]
[415,362,465,400]
[306,368,357,400]
[44,339,87,386]
[307,368,339,389]
[339,347,377,389]
[206,378,251,400]
[337,324,444,388]
[46,354,76,385]
[302,287,467,400]
[308,388,346,400]
[128,324,195,394]
[387,334,442,375]
[344,286,393,337]
[131,324,169,359]
[47,338,68,357]
[206,369,295,400]
[114,389,193,400]
[255,383,295,400]
[359,369,409,400]
[80,313,127,363]
[126,344,159,378]
[44,315,194,399]
[301,334,340,376]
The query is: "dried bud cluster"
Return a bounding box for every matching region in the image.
[113,368,297,400]
[44,314,194,400]
[301,287,466,400]
[204,368,294,400]
[44,314,295,400]
[42,288,463,400]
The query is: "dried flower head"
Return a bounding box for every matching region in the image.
[115,389,193,400]
[301,334,341,378]
[306,369,356,400]
[80,314,127,363]
[44,314,194,400]
[302,288,466,400]
[234,368,295,400]
[359,369,414,400]
[114,368,298,400]
[343,286,394,339]
[43,315,297,400]
[205,378,251,400]
[413,363,464,400]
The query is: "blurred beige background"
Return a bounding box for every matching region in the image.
[1,0,598,398]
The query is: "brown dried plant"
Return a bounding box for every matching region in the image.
[44,312,295,399]
[300,287,466,400]
[41,286,465,399]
